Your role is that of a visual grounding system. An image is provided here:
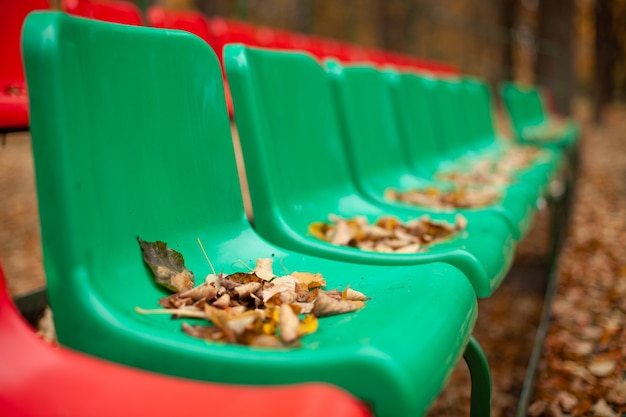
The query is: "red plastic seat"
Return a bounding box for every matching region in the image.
[62,0,143,26]
[0,0,50,133]
[0,261,370,417]
[146,6,212,44]
[208,17,263,64]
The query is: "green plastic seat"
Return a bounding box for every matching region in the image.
[24,12,485,417]
[433,76,562,192]
[388,72,565,238]
[325,62,543,241]
[462,78,564,195]
[498,81,579,151]
[225,45,516,298]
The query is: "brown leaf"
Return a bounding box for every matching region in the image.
[590,399,617,417]
[278,304,300,344]
[606,380,626,406]
[212,293,231,309]
[137,237,194,292]
[220,272,263,290]
[182,322,222,340]
[554,391,578,412]
[234,281,262,298]
[262,275,298,303]
[248,334,284,348]
[588,358,617,377]
[312,291,365,318]
[179,281,218,302]
[343,287,370,301]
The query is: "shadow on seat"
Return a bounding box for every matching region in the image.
[0,261,371,417]
[23,12,480,417]
[225,44,515,297]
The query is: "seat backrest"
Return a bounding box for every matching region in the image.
[146,6,212,44]
[225,45,378,227]
[499,81,548,137]
[461,77,499,148]
[62,0,143,25]
[386,71,444,176]
[208,17,262,65]
[325,62,426,197]
[23,11,248,318]
[430,77,471,159]
[0,0,50,91]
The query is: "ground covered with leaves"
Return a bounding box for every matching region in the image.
[526,107,626,417]
[2,106,625,416]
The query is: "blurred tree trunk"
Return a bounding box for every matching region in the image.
[535,0,574,115]
[500,0,517,82]
[376,0,417,52]
[594,0,616,124]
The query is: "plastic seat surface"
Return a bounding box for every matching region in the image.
[225,45,515,297]
[0,263,371,417]
[325,62,546,241]
[23,12,478,417]
[0,0,50,132]
[62,0,143,25]
[461,78,564,193]
[499,82,579,150]
[390,73,563,237]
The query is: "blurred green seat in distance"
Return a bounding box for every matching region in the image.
[24,12,486,417]
[325,62,541,241]
[387,73,565,239]
[498,81,579,152]
[225,44,515,298]
[428,76,563,205]
[461,78,570,219]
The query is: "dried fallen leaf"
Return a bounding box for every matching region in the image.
[312,291,365,318]
[138,237,194,292]
[253,258,275,281]
[606,380,626,406]
[279,304,300,344]
[309,214,465,254]
[262,275,298,303]
[590,399,617,417]
[298,314,319,337]
[588,358,616,377]
[292,271,327,287]
[343,287,370,301]
[136,241,370,348]
[555,391,578,412]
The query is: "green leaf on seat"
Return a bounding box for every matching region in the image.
[137,237,195,292]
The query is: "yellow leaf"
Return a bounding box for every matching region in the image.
[292,271,327,287]
[298,314,319,337]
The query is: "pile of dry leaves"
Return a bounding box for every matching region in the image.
[309,214,467,253]
[387,145,546,209]
[136,238,369,348]
[521,118,572,143]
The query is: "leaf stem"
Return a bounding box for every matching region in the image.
[196,237,216,275]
